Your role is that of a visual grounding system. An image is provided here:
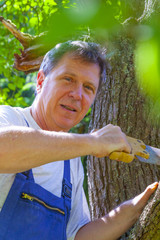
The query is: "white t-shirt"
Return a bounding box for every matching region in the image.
[0,105,90,240]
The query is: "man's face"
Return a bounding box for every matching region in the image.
[36,53,100,131]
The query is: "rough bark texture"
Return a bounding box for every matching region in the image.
[87,0,160,238]
[87,34,160,239]
[87,34,160,216]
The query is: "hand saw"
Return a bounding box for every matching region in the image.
[109,136,160,165]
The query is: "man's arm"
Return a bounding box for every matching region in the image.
[0,124,130,173]
[75,182,159,240]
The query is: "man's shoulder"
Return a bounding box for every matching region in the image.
[0,105,23,114]
[0,105,14,111]
[0,105,24,118]
[0,105,25,126]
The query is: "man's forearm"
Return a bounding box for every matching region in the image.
[0,124,131,173]
[75,201,137,240]
[0,126,92,173]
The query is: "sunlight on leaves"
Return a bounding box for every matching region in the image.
[135,37,160,100]
[135,18,160,125]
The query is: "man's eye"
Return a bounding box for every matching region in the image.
[65,77,71,82]
[85,85,94,92]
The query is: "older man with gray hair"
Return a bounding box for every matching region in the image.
[0,40,158,240]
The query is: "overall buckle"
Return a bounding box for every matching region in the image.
[62,178,72,199]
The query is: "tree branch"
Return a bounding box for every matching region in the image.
[122,0,159,25]
[0,17,48,73]
[137,0,158,22]
[0,16,35,48]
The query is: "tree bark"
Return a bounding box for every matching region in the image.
[87,1,160,238]
[87,34,160,218]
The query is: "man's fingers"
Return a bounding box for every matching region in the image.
[122,133,132,154]
[145,182,159,192]
[90,125,133,158]
[142,182,159,203]
[90,129,98,133]
[132,182,159,209]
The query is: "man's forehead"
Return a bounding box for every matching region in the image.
[52,52,100,72]
[53,58,100,81]
[47,54,100,87]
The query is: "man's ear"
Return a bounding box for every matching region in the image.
[36,70,46,94]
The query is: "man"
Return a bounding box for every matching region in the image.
[0,40,158,240]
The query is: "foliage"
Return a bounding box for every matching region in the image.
[0,0,72,107]
[134,14,160,125]
[1,1,160,126]
[0,0,122,124]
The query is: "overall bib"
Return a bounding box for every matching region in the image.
[0,160,72,240]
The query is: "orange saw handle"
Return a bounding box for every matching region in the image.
[109,136,149,163]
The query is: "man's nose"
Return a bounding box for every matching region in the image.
[69,85,82,100]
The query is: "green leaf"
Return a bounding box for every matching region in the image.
[8,83,16,91]
[29,17,38,27]
[135,36,160,100]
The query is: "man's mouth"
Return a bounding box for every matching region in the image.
[61,104,77,112]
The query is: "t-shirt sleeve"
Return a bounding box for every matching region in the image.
[67,159,91,240]
[0,105,25,127]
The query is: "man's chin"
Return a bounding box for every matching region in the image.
[56,122,75,132]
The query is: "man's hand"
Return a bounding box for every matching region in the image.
[130,181,159,217]
[89,124,131,158]
[75,182,159,240]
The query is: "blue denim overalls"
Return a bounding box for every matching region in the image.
[0,114,72,240]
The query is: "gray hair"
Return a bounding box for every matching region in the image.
[40,40,107,89]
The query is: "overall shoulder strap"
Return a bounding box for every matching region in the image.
[62,160,72,199]
[61,160,72,223]
[15,108,30,127]
[63,160,70,182]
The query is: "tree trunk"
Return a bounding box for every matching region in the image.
[87,32,160,238]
